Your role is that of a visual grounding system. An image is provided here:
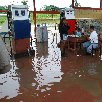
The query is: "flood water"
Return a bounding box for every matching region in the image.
[0,26,102,102]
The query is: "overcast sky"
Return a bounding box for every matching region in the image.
[0,0,100,10]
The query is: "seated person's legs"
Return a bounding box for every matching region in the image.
[60,34,63,40]
[83,41,91,54]
[83,41,91,48]
[87,43,98,54]
[87,44,93,53]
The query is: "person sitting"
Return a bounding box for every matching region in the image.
[83,26,98,54]
[75,28,82,37]
[81,27,85,35]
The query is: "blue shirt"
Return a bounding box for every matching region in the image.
[76,31,81,37]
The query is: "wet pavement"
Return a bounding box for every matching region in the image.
[0,27,102,102]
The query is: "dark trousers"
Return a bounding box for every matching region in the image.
[60,34,63,40]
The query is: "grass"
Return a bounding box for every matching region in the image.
[0,16,7,25]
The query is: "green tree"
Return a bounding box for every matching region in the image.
[0,6,8,10]
[42,5,60,11]
[41,5,60,19]
[21,0,28,5]
[0,6,8,14]
[74,0,81,7]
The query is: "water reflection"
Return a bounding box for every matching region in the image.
[85,59,98,76]
[32,39,63,91]
[36,42,48,57]
[33,56,63,90]
[1,25,102,101]
[0,27,63,100]
[63,56,101,80]
[0,60,19,99]
[15,57,35,90]
[88,68,97,75]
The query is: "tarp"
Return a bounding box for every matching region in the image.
[0,36,10,69]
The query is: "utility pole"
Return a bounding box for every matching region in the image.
[100,0,102,8]
[72,0,74,8]
[33,0,36,36]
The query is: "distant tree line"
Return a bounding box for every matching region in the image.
[0,6,8,13]
[0,6,8,10]
[42,5,60,11]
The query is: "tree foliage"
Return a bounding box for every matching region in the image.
[74,0,81,7]
[42,5,60,11]
[0,6,8,10]
[21,0,28,5]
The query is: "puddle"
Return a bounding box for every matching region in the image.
[0,26,102,102]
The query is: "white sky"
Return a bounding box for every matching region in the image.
[0,0,100,10]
